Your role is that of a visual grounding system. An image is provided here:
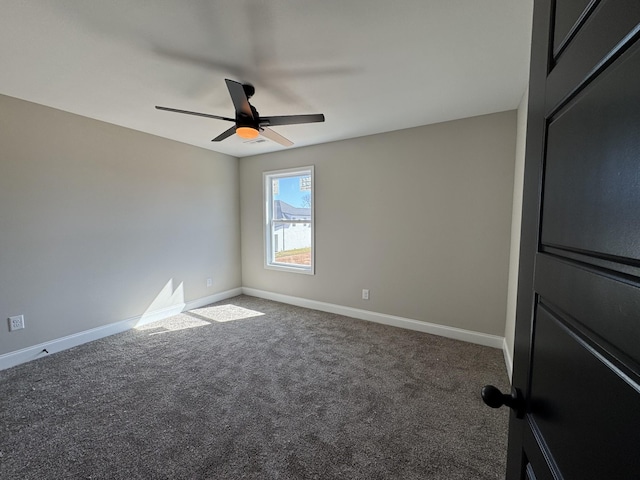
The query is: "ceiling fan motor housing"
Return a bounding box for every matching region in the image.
[237,104,260,131]
[242,83,255,99]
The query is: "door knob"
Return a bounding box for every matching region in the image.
[481,385,525,418]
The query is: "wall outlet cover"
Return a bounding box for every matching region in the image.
[9,315,25,331]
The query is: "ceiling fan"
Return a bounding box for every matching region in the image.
[156,79,325,147]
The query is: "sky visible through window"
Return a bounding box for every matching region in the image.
[273,175,311,208]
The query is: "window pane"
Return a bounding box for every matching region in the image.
[272,221,311,266]
[271,174,312,221]
[265,167,313,274]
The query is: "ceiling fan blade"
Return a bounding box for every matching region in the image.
[155,106,234,123]
[225,79,253,119]
[260,114,325,126]
[212,126,237,142]
[260,127,294,147]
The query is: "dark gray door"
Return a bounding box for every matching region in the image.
[503,1,640,478]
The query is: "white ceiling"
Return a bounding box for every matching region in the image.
[0,1,533,158]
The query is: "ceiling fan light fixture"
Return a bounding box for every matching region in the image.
[156,79,324,146]
[236,126,259,139]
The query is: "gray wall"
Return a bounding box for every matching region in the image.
[1,95,518,358]
[240,111,517,337]
[504,90,529,374]
[0,94,241,356]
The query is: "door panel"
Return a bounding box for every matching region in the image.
[546,0,640,112]
[542,40,640,260]
[529,305,640,478]
[504,1,640,478]
[552,0,595,55]
[534,254,640,367]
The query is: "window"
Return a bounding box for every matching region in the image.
[264,166,314,274]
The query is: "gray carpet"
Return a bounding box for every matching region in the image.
[0,295,510,479]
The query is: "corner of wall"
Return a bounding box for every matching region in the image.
[503,87,530,381]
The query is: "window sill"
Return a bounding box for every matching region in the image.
[264,263,315,275]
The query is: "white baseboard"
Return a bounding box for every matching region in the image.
[184,288,243,311]
[1,287,510,373]
[0,287,242,371]
[502,337,514,382]
[242,287,504,349]
[135,303,187,328]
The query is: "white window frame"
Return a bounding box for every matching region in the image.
[263,166,315,275]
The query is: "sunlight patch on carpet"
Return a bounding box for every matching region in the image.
[134,303,265,335]
[190,304,265,323]
[135,315,210,335]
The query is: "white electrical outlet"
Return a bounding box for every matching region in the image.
[362,289,369,300]
[206,278,213,287]
[8,315,25,331]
